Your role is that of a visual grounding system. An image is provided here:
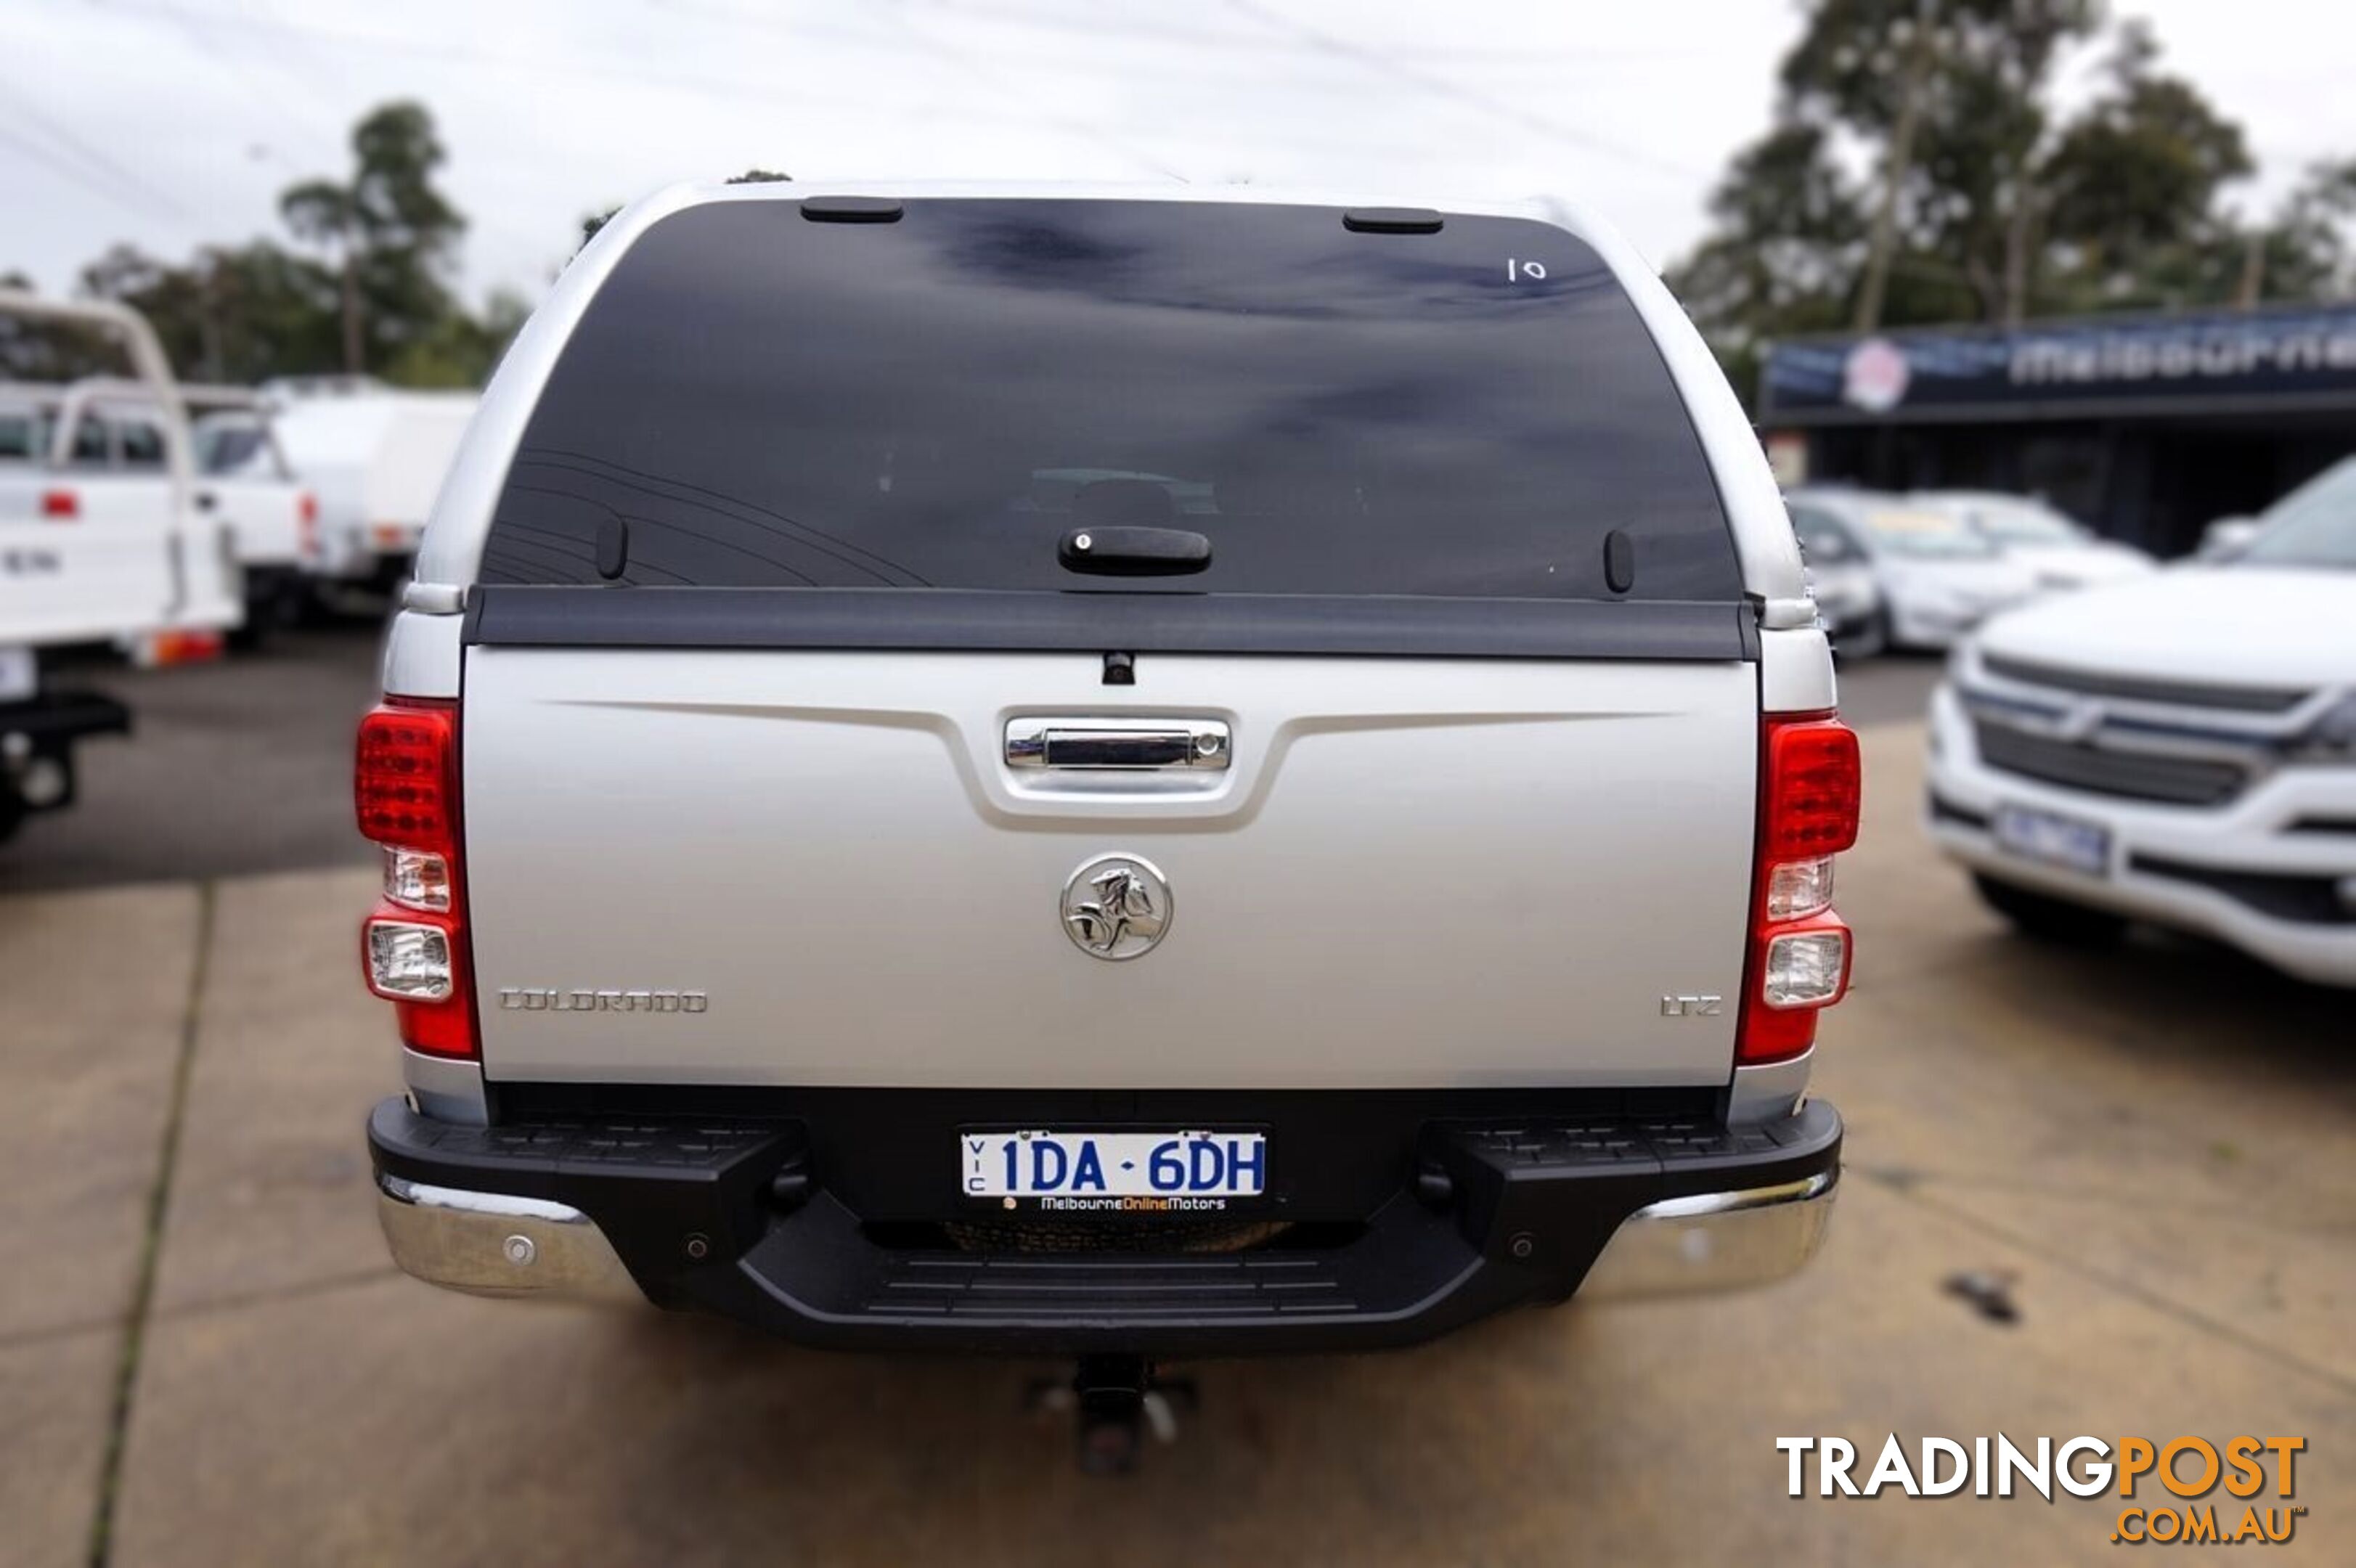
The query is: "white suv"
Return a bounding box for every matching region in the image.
[1926,459,2356,986]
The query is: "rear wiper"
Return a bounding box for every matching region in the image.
[1059,526,1212,576]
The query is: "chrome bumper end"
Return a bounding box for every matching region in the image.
[376,1173,643,1304]
[1580,1169,1838,1300]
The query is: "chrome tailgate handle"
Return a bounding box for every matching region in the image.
[1005,718,1229,770]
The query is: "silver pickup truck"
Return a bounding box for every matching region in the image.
[358,184,1858,1435]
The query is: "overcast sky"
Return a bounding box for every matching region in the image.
[7,0,2355,306]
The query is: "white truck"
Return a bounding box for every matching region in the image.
[356,184,1859,1466]
[16,380,319,634]
[253,388,476,593]
[0,292,242,839]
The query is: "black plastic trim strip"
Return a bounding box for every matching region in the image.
[1926,791,1990,830]
[463,586,1756,661]
[1979,653,2309,714]
[2128,853,2356,926]
[1342,206,1443,234]
[799,195,903,223]
[0,688,131,744]
[2285,816,2356,836]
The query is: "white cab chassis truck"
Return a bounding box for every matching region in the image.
[21,380,317,635]
[357,186,1861,1458]
[267,389,476,591]
[0,293,242,841]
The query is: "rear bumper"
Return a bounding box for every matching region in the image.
[2,688,131,748]
[2,689,129,815]
[368,1095,1841,1357]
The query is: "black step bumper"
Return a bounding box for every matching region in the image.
[2,688,131,748]
[2,689,129,815]
[367,1095,1841,1357]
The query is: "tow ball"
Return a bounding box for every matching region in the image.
[1027,1355,1197,1475]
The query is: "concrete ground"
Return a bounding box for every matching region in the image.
[4,710,2350,1565]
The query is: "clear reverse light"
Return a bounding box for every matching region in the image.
[366,920,453,1001]
[383,846,452,912]
[1763,930,1848,1010]
[1766,856,1835,920]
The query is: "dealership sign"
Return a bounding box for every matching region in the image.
[1761,304,2356,420]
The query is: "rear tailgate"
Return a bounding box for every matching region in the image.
[205,475,308,568]
[448,193,1766,1092]
[462,645,1755,1087]
[0,475,186,644]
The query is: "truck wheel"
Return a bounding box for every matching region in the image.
[1971,874,2127,947]
[0,780,23,846]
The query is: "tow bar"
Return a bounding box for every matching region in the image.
[1030,1356,1197,1475]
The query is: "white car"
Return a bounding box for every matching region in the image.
[1926,458,2356,987]
[1909,491,2153,590]
[1785,488,2039,653]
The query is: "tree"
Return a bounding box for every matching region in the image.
[384,287,530,388]
[77,242,343,385]
[0,275,126,383]
[280,102,467,374]
[2228,158,2356,306]
[2036,22,2253,311]
[32,102,521,388]
[1666,123,1869,398]
[1777,0,2100,330]
[1671,0,2100,383]
[1668,4,2347,399]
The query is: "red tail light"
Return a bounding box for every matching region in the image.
[41,489,78,520]
[148,629,227,666]
[355,698,477,1058]
[297,491,319,558]
[356,703,457,853]
[1761,720,1862,859]
[1737,714,1860,1065]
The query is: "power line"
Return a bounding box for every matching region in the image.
[897,0,1741,66]
[0,117,179,229]
[0,73,207,228]
[146,0,351,154]
[1217,0,1711,181]
[651,0,1183,175]
[109,0,1445,173]
[860,1,1189,180]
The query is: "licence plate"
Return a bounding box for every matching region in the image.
[961,1130,1267,1202]
[1993,804,2111,877]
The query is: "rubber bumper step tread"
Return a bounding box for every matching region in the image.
[871,1253,1364,1318]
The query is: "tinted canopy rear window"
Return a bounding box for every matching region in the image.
[482,198,1738,603]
